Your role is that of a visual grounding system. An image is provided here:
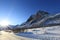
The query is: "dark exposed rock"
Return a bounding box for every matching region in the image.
[27,10,49,23]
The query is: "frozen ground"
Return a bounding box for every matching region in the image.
[0,31,32,40]
[0,26,60,40]
[15,26,60,40]
[15,32,60,40]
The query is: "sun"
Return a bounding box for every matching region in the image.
[0,20,10,26]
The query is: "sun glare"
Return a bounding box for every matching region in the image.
[0,20,10,26]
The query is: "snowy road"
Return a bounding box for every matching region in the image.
[0,31,32,40]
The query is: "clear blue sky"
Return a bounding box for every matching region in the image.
[0,0,60,25]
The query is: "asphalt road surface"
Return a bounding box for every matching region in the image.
[0,31,32,40]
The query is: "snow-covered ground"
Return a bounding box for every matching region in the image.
[0,31,32,40]
[15,26,60,40]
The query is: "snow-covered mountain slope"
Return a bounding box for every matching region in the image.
[13,11,60,30]
[0,11,60,31]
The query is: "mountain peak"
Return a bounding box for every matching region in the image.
[36,10,49,15]
[27,10,49,22]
